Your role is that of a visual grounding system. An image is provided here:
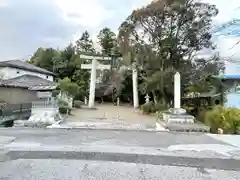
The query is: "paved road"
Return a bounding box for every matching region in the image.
[0,128,228,147]
[1,128,240,179]
[1,159,240,180]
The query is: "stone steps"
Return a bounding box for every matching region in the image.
[157,121,210,133]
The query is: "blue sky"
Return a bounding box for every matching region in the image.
[0,0,240,74]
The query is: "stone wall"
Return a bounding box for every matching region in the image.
[0,87,38,104]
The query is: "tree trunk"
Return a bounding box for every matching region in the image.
[152,91,158,105]
[160,96,167,107]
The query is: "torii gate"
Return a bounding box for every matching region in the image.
[80,54,111,108]
[80,54,139,109]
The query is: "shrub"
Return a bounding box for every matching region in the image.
[58,100,68,107]
[196,109,208,123]
[222,108,240,134]
[183,106,196,116]
[141,102,155,114]
[154,103,167,112]
[204,106,240,134]
[59,106,71,114]
[58,100,72,114]
[52,90,60,97]
[73,100,84,108]
[141,102,167,114]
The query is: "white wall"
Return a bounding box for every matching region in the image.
[225,92,240,108]
[0,67,53,81]
[0,67,5,79]
[31,107,59,116]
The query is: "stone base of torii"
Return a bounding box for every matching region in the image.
[80,54,139,109]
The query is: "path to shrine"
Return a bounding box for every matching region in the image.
[53,104,165,131]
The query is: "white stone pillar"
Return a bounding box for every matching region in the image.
[84,96,88,105]
[117,97,120,106]
[132,67,139,108]
[174,72,181,109]
[88,59,97,108]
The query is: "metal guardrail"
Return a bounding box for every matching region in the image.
[0,103,32,125]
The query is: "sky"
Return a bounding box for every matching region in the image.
[0,0,240,74]
[0,0,151,60]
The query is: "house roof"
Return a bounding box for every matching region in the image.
[212,74,240,80]
[0,74,57,90]
[0,60,55,76]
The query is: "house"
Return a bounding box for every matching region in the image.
[0,60,54,81]
[0,60,57,104]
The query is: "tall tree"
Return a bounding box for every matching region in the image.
[97,27,117,55]
[29,48,60,72]
[28,47,45,65]
[118,0,223,105]
[76,31,95,53]
[53,43,79,79]
[58,77,80,98]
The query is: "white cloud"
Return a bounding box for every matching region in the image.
[210,0,240,24]
[0,0,79,60]
[0,0,239,65]
[0,0,8,7]
[216,36,240,57]
[55,0,115,28]
[0,0,154,60]
[202,0,240,74]
[215,36,240,74]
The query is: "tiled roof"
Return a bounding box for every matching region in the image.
[0,60,55,76]
[0,75,56,90]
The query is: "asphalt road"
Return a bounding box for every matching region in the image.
[0,128,228,147]
[1,159,240,180]
[1,128,240,179]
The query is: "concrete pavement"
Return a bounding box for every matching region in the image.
[1,159,239,180]
[0,128,229,147]
[1,128,240,179]
[1,128,240,161]
[207,134,240,148]
[0,136,15,145]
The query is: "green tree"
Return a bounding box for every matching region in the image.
[53,43,79,79]
[76,31,95,53]
[71,68,90,99]
[58,77,80,98]
[29,48,60,72]
[97,27,117,55]
[118,0,223,105]
[28,47,45,65]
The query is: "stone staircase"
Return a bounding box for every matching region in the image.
[157,120,210,132]
[156,109,210,133]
